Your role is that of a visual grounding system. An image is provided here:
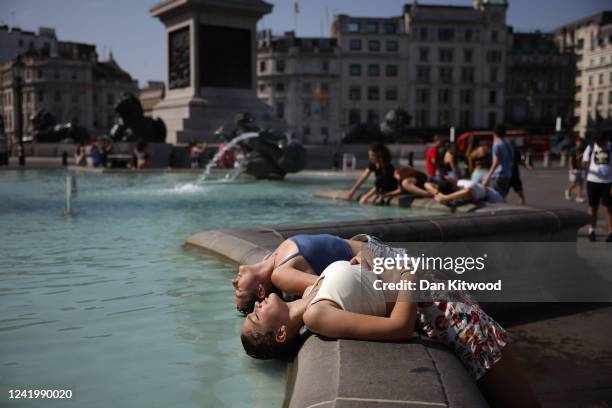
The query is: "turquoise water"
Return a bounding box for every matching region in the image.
[0,170,432,408]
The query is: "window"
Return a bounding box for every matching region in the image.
[596,92,603,105]
[489,90,497,105]
[367,86,379,101]
[54,70,59,79]
[416,110,427,127]
[349,39,362,51]
[385,64,398,77]
[349,64,362,76]
[38,91,44,102]
[276,82,285,92]
[461,67,475,83]
[72,93,79,103]
[419,27,428,41]
[72,71,77,80]
[464,49,473,63]
[464,29,473,42]
[460,110,471,127]
[438,28,454,42]
[349,109,361,124]
[38,69,43,79]
[322,60,329,72]
[416,88,429,104]
[609,91,612,104]
[587,93,592,106]
[491,30,498,42]
[18,39,24,47]
[321,83,329,92]
[438,110,450,127]
[276,60,286,73]
[349,86,361,101]
[303,101,312,118]
[488,112,497,128]
[107,93,114,105]
[348,22,360,33]
[417,66,430,82]
[303,126,311,136]
[460,89,472,104]
[368,40,380,51]
[386,40,399,52]
[366,22,378,33]
[438,88,451,105]
[490,67,498,83]
[439,67,453,83]
[439,48,453,63]
[588,76,593,86]
[419,48,429,62]
[55,91,61,102]
[599,73,604,85]
[321,127,329,138]
[384,22,397,34]
[303,82,312,92]
[576,39,584,50]
[367,64,380,77]
[258,83,266,93]
[486,50,502,64]
[276,102,284,119]
[385,86,398,101]
[367,110,379,124]
[259,61,267,73]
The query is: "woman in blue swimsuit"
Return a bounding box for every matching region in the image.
[232,234,362,314]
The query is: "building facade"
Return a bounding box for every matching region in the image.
[0,25,59,64]
[332,0,509,135]
[0,30,138,145]
[257,30,340,143]
[556,11,612,137]
[505,32,575,130]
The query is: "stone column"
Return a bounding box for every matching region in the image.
[150,0,282,144]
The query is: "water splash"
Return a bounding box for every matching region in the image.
[198,132,259,183]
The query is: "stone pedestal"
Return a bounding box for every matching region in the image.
[150,0,281,144]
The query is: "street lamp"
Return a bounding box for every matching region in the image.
[13,56,26,166]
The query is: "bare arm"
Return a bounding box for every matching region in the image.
[303,291,417,342]
[348,168,372,199]
[271,265,319,296]
[482,154,499,187]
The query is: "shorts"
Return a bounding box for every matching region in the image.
[492,177,511,198]
[471,168,488,184]
[569,170,585,183]
[510,166,523,193]
[586,181,611,207]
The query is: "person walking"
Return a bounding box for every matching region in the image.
[509,141,532,205]
[482,124,514,198]
[565,138,586,203]
[582,133,612,242]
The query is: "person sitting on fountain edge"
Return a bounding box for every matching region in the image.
[232,234,363,314]
[347,143,397,204]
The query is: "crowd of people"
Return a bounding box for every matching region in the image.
[74,138,150,169]
[348,124,528,208]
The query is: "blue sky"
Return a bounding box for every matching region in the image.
[1,0,609,86]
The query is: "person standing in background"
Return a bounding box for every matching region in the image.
[425,136,443,178]
[582,133,612,242]
[566,138,586,203]
[482,124,514,198]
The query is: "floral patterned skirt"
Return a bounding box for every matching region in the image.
[417,300,508,381]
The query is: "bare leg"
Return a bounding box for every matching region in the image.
[424,182,439,196]
[435,188,474,204]
[576,181,584,199]
[477,347,540,408]
[604,205,612,233]
[359,187,377,204]
[401,179,433,197]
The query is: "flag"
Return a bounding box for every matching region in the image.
[294,1,299,14]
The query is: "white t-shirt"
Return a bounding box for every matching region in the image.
[457,179,505,203]
[582,142,612,183]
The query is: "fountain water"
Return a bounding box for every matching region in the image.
[198,132,260,183]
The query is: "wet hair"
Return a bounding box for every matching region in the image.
[241,329,300,360]
[368,143,392,169]
[494,124,506,138]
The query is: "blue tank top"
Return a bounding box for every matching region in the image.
[279,234,353,275]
